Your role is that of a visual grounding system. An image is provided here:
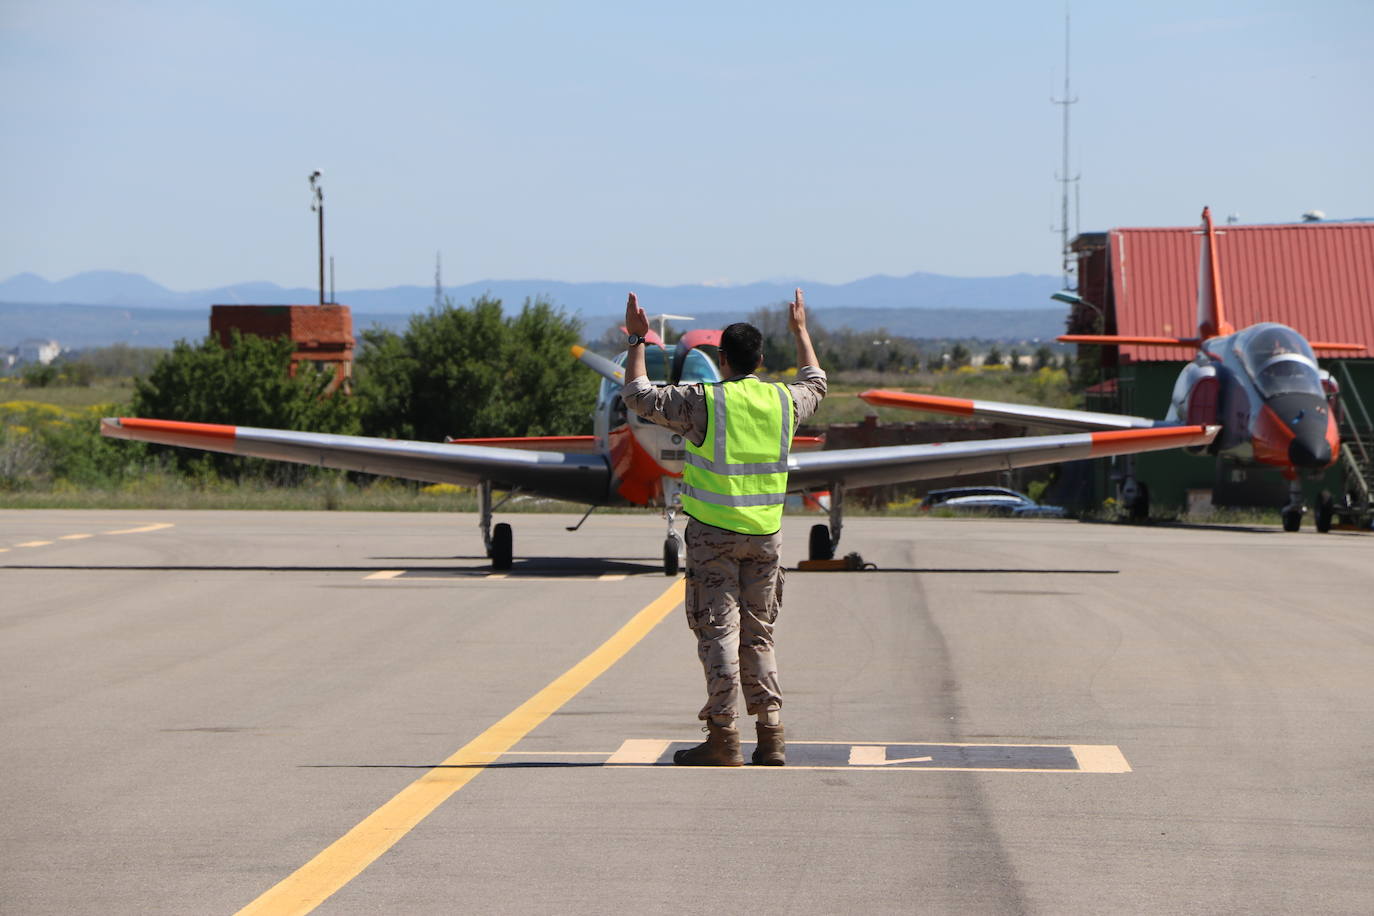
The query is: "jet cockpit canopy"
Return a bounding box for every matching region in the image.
[1234,323,1323,398]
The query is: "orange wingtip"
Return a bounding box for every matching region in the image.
[1058,335,1200,347]
[1309,342,1368,352]
[110,418,237,440]
[858,390,974,415]
[1088,425,1215,455]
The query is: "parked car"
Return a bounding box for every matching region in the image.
[918,486,1066,518]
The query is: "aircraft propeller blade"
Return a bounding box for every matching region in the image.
[570,345,625,385]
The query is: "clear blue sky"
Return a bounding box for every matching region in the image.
[3,1,1370,292]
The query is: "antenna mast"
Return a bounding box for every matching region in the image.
[1052,8,1080,289]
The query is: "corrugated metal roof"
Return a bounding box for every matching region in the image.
[1108,221,1374,362]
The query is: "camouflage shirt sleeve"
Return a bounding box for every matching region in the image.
[621,376,709,446]
[788,366,828,427]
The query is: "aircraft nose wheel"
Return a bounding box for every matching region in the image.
[663,535,682,576]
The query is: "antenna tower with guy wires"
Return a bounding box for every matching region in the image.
[1052,9,1080,290]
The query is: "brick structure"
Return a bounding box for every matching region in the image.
[209,304,355,395]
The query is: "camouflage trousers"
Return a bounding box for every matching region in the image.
[683,517,784,721]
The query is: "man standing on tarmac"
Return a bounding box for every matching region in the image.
[621,288,826,766]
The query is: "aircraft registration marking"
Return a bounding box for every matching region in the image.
[602,739,1131,773]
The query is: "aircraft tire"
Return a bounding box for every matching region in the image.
[809,524,833,561]
[1281,510,1302,533]
[491,522,513,570]
[1316,493,1334,533]
[663,537,680,576]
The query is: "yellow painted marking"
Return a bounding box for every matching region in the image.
[363,570,404,580]
[486,573,508,580]
[848,746,933,766]
[16,541,54,548]
[235,578,685,916]
[59,533,94,540]
[0,547,9,553]
[104,523,175,535]
[1070,745,1133,774]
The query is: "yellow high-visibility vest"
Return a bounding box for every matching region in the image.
[682,377,795,535]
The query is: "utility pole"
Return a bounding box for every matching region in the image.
[1052,9,1079,290]
[434,251,444,309]
[309,171,325,305]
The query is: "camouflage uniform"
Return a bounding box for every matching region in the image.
[622,367,827,720]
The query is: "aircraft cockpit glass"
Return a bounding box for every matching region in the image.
[597,345,722,408]
[1236,324,1322,398]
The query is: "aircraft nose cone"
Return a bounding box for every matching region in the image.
[1289,434,1332,468]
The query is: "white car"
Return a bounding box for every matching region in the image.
[918,486,1066,518]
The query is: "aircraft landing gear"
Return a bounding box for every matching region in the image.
[662,478,685,576]
[479,481,516,570]
[808,484,845,561]
[1315,490,1335,533]
[1281,478,1305,533]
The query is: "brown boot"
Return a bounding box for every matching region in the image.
[752,722,785,766]
[673,721,744,766]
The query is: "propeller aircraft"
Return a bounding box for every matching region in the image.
[861,208,1366,532]
[100,302,1218,574]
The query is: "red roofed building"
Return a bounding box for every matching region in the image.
[1063,217,1374,513]
[210,304,355,395]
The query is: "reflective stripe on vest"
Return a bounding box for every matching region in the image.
[681,378,794,535]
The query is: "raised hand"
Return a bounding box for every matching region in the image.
[625,292,650,336]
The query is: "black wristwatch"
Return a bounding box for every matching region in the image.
[626,334,647,346]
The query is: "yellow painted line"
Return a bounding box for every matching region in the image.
[104,523,175,535]
[16,541,54,548]
[235,578,685,916]
[363,570,404,580]
[59,533,94,540]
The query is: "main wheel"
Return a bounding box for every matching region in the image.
[1281,509,1302,533]
[1129,482,1151,522]
[1316,493,1334,533]
[808,523,833,561]
[490,522,513,570]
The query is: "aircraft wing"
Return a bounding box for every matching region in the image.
[859,389,1167,432]
[787,425,1218,492]
[100,418,611,504]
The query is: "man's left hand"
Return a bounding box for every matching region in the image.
[625,292,650,337]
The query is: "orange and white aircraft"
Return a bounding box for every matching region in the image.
[101,322,1217,573]
[861,208,1365,531]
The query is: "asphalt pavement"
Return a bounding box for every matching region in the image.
[2,509,1372,915]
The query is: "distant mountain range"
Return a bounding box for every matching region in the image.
[1,269,1064,314]
[0,269,1072,349]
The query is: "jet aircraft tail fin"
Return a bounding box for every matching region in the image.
[1196,206,1235,340]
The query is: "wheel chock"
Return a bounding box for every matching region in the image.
[797,552,876,571]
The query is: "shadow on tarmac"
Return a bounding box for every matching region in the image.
[0,556,667,577]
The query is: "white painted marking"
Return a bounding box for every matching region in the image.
[16,541,54,548]
[848,745,934,766]
[486,573,508,580]
[598,574,627,582]
[1070,745,1132,773]
[104,523,175,535]
[606,739,671,764]
[59,533,94,540]
[364,570,404,580]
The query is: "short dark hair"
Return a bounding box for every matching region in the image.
[720,322,763,373]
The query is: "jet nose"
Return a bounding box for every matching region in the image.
[1289,434,1332,468]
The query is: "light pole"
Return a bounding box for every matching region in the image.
[309,171,325,305]
[1050,290,1102,333]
